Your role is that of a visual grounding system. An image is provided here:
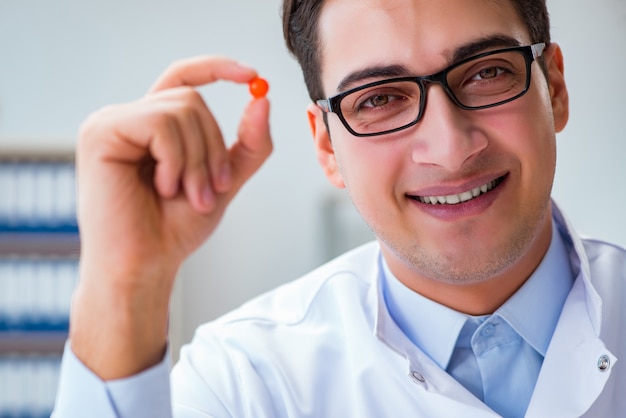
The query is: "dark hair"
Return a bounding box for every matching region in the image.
[282,0,551,101]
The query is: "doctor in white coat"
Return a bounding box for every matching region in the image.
[53,0,625,416]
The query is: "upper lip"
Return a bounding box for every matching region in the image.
[406,172,507,199]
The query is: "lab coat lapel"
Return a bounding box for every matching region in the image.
[525,276,616,418]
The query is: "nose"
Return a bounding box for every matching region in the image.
[411,82,488,171]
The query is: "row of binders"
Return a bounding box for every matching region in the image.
[0,157,77,416]
[0,258,77,331]
[0,160,76,229]
[0,354,60,418]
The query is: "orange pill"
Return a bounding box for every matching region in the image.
[248,77,269,98]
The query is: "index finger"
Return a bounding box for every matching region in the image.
[148,55,258,93]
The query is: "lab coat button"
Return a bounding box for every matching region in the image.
[410,370,425,383]
[597,355,610,372]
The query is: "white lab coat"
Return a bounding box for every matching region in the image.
[170,204,625,417]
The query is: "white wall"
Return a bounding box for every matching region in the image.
[1,1,624,349]
[548,0,626,247]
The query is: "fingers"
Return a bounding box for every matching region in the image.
[148,112,185,199]
[146,55,265,211]
[149,56,257,93]
[148,88,226,213]
[147,56,273,210]
[177,102,215,210]
[227,97,273,197]
[194,98,231,195]
[81,55,272,216]
[171,91,272,213]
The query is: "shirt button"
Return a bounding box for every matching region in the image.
[481,324,495,337]
[598,355,611,372]
[410,370,425,383]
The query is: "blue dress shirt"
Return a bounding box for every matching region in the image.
[382,222,574,417]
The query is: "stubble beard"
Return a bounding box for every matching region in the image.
[374,198,552,286]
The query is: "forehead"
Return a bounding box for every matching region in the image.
[318,0,530,94]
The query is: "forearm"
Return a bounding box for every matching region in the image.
[69,262,176,380]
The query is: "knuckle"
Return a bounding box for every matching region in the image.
[77,105,119,151]
[165,58,189,75]
[164,87,206,116]
[153,112,179,136]
[178,87,205,107]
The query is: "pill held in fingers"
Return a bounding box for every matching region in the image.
[248,77,269,98]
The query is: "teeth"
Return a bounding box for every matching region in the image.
[418,179,498,205]
[447,194,460,204]
[459,191,473,202]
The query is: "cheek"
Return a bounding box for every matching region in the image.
[480,92,557,202]
[481,88,557,164]
[333,137,406,210]
[334,142,375,190]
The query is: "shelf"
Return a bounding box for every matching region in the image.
[0,151,75,415]
[0,232,80,257]
[0,149,74,162]
[0,331,67,354]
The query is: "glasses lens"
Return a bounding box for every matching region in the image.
[447,50,529,108]
[339,81,421,136]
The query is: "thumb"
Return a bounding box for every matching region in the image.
[227,97,273,196]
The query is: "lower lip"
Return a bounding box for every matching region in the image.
[408,176,507,221]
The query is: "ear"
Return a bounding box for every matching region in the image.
[544,43,569,133]
[307,103,346,188]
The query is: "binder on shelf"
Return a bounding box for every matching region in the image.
[0,257,78,332]
[0,354,61,418]
[0,154,77,416]
[0,159,77,232]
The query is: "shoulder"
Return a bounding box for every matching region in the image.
[580,235,626,272]
[578,235,626,331]
[553,201,626,271]
[172,241,384,410]
[577,234,626,295]
[211,240,381,328]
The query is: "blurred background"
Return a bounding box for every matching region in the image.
[0,0,624,416]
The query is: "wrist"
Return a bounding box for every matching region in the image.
[69,263,176,380]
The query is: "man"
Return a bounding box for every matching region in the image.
[53,0,625,417]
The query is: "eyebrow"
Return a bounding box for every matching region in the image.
[451,34,521,63]
[334,34,522,94]
[336,64,412,93]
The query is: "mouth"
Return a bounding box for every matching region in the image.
[411,176,505,205]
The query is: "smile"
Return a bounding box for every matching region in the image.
[416,177,503,205]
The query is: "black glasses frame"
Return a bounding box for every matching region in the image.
[316,43,546,137]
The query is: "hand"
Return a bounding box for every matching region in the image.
[70,56,272,379]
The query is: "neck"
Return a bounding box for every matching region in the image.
[381,217,553,316]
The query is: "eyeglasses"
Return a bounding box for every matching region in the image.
[316,43,546,137]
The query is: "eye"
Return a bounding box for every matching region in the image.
[362,94,395,108]
[471,66,507,81]
[341,81,419,118]
[355,88,411,110]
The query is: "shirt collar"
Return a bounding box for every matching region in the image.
[495,221,574,356]
[381,260,466,369]
[380,217,575,369]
